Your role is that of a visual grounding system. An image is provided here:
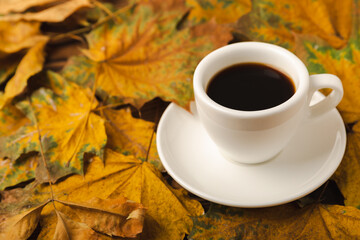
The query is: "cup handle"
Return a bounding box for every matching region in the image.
[308,74,343,118]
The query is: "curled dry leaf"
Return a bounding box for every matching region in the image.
[0,0,58,15]
[0,0,93,23]
[0,201,48,240]
[102,107,163,171]
[53,211,98,240]
[0,71,107,183]
[30,149,203,240]
[189,203,360,239]
[63,4,231,109]
[57,197,145,238]
[0,38,48,109]
[0,20,47,84]
[186,0,251,24]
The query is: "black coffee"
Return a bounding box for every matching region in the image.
[206,63,295,111]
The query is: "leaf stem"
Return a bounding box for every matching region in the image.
[145,127,155,162]
[51,6,126,42]
[145,104,160,162]
[27,97,57,210]
[93,102,128,111]
[92,0,121,24]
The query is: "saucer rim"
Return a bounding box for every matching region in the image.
[157,94,346,208]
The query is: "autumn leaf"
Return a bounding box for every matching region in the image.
[138,0,187,12]
[0,38,48,109]
[0,71,107,183]
[57,197,145,237]
[236,0,353,49]
[0,0,93,23]
[63,4,231,109]
[186,0,251,24]
[0,104,30,136]
[0,21,47,84]
[189,203,360,239]
[0,0,59,15]
[0,54,21,85]
[29,149,203,240]
[0,155,38,191]
[303,39,360,208]
[0,21,46,56]
[101,107,163,171]
[53,210,99,240]
[0,201,49,239]
[0,192,144,239]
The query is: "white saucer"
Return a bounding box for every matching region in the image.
[157,92,346,208]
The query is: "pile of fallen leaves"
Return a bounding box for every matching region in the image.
[0,0,359,239]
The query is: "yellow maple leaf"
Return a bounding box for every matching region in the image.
[0,71,107,182]
[31,149,203,240]
[101,107,163,171]
[63,4,232,109]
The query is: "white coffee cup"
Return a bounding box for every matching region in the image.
[193,42,343,164]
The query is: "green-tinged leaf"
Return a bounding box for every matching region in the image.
[63,4,231,109]
[0,104,30,136]
[186,0,251,24]
[236,0,353,49]
[305,40,360,207]
[0,155,37,190]
[0,71,107,182]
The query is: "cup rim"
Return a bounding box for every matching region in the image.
[193,41,309,119]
